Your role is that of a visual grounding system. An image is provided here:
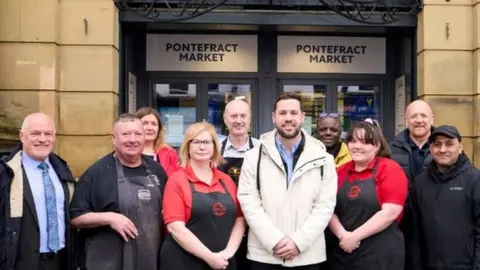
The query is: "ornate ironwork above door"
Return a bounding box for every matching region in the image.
[316,0,422,24]
[114,0,229,22]
[115,0,422,24]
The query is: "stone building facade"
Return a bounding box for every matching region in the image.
[0,0,479,177]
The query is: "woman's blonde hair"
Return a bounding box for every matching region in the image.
[133,107,166,150]
[178,122,224,168]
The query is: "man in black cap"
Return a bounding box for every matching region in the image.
[411,125,480,270]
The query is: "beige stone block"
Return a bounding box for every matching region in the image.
[417,50,473,96]
[422,95,474,137]
[418,5,473,52]
[425,0,471,5]
[59,46,118,93]
[59,0,119,48]
[0,90,58,128]
[473,94,480,135]
[474,138,480,167]
[58,92,117,135]
[0,0,58,42]
[0,43,57,90]
[417,11,425,53]
[57,135,113,177]
[461,137,474,161]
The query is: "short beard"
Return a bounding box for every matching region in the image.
[275,124,302,139]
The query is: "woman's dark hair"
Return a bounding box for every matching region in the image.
[345,120,391,158]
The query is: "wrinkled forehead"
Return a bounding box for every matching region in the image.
[317,117,340,128]
[225,102,249,116]
[431,135,459,144]
[406,103,433,117]
[23,119,55,133]
[114,119,144,133]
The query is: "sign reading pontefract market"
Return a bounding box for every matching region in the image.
[146,34,258,72]
[277,36,386,74]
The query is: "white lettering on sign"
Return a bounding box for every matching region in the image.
[147,34,258,72]
[278,36,386,74]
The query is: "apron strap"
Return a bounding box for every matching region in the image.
[114,154,127,182]
[220,138,227,156]
[218,179,230,195]
[248,136,254,149]
[188,181,197,193]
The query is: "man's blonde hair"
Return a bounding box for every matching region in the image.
[178,122,224,167]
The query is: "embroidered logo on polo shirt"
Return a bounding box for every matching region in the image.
[212,202,227,217]
[449,186,463,191]
[348,185,361,199]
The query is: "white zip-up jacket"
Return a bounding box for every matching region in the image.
[238,129,337,267]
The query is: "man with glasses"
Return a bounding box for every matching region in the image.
[315,113,351,167]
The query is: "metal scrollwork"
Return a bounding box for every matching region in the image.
[316,0,422,24]
[114,0,229,22]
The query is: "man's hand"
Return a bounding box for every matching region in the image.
[105,212,138,242]
[218,249,234,260]
[339,231,361,253]
[273,237,300,260]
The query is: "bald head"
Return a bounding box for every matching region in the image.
[224,99,251,137]
[405,100,434,139]
[406,100,433,117]
[225,99,249,115]
[21,113,55,133]
[20,113,56,161]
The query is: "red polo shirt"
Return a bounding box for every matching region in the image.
[163,165,243,225]
[337,157,408,222]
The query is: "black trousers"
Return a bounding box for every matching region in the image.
[38,254,61,270]
[251,261,321,270]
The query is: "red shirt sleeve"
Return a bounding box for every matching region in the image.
[162,171,191,224]
[218,172,243,218]
[377,159,408,206]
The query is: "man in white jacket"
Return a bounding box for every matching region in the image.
[238,92,338,270]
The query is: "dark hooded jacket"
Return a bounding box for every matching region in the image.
[389,128,433,185]
[412,153,480,270]
[0,146,77,270]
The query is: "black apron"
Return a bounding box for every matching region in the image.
[217,137,254,270]
[85,156,163,270]
[218,136,254,186]
[327,161,405,270]
[160,176,238,270]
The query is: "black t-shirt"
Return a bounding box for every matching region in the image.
[70,153,167,219]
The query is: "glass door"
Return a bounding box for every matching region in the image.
[333,82,382,138]
[279,80,332,137]
[203,79,256,141]
[152,79,200,148]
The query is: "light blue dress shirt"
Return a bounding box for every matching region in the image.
[22,151,65,253]
[275,136,301,185]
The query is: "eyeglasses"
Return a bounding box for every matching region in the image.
[318,113,339,118]
[190,139,214,146]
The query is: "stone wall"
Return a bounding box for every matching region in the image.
[417,0,480,166]
[0,0,119,177]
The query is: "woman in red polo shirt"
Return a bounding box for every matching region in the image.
[326,120,408,270]
[160,122,245,270]
[134,107,180,177]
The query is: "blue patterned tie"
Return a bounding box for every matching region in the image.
[38,162,60,252]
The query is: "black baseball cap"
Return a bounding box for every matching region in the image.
[428,125,462,142]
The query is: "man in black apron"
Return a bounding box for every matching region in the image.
[217,99,260,269]
[70,113,167,270]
